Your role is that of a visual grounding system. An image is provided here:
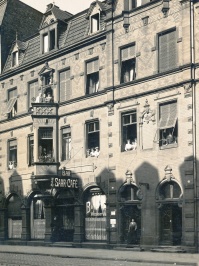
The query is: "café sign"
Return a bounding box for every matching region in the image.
[51,177,78,189]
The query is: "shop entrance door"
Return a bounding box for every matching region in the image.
[160,204,182,245]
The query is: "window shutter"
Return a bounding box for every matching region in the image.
[159,101,177,129]
[29,81,39,105]
[159,30,177,72]
[6,97,17,113]
[60,69,71,102]
[121,45,135,61]
[87,59,99,74]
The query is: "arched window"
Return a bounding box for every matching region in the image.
[120,184,139,201]
[159,181,181,200]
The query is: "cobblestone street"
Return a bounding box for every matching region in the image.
[0,252,197,266]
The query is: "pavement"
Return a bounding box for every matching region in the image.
[0,244,199,265]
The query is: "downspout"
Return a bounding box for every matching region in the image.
[190,0,197,252]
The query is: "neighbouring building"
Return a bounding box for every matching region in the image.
[0,0,199,252]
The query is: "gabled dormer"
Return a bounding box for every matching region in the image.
[86,1,106,35]
[39,3,72,54]
[11,39,26,68]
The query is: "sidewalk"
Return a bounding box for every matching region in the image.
[0,244,198,265]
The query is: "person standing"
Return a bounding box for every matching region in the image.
[127,219,137,245]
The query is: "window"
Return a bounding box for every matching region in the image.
[12,51,19,67]
[43,33,48,53]
[28,80,39,107]
[120,45,136,83]
[28,135,34,166]
[120,185,139,201]
[158,29,177,72]
[6,88,17,119]
[122,111,137,152]
[8,139,17,169]
[42,29,56,53]
[159,101,178,147]
[60,69,71,102]
[86,58,99,94]
[62,127,71,161]
[91,13,100,33]
[131,0,142,8]
[86,120,100,157]
[38,128,54,162]
[159,181,181,199]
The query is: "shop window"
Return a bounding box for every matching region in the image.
[159,100,178,148]
[122,111,137,152]
[59,69,71,102]
[62,127,71,161]
[6,88,17,119]
[28,135,34,166]
[86,120,100,157]
[86,58,99,94]
[28,80,39,108]
[159,181,181,199]
[8,139,17,170]
[120,45,136,84]
[158,29,177,72]
[91,13,100,33]
[38,127,54,162]
[12,51,19,67]
[120,185,139,201]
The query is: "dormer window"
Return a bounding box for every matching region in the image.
[91,13,100,33]
[12,51,18,67]
[43,34,48,53]
[42,29,56,53]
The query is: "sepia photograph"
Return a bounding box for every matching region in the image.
[0,0,199,265]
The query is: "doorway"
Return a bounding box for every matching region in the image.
[160,204,182,245]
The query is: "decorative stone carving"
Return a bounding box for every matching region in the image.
[164,165,174,181]
[107,103,114,116]
[36,107,53,115]
[183,83,192,94]
[140,99,155,124]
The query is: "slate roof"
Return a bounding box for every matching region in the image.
[0,0,7,25]
[2,0,109,74]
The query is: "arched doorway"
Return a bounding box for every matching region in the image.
[84,186,107,241]
[119,183,142,244]
[7,193,22,239]
[157,180,182,245]
[53,190,75,242]
[30,194,45,239]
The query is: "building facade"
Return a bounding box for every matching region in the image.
[0,0,199,252]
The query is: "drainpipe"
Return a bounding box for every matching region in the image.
[190,0,197,252]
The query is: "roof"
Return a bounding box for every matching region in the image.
[0,0,7,25]
[2,0,109,73]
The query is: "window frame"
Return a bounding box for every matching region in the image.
[12,51,19,67]
[120,43,136,84]
[7,87,18,119]
[40,24,57,54]
[59,67,71,102]
[90,13,100,33]
[28,134,34,166]
[157,27,177,73]
[86,120,100,157]
[121,109,137,152]
[61,126,71,161]
[85,57,99,95]
[28,79,39,109]
[8,138,17,170]
[158,99,178,149]
[38,127,54,163]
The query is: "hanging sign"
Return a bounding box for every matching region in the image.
[51,177,78,189]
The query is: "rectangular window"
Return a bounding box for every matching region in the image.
[59,69,71,102]
[62,127,71,161]
[131,0,142,8]
[159,100,178,147]
[12,51,19,67]
[6,88,17,119]
[91,14,100,33]
[120,45,136,84]
[122,111,137,152]
[86,121,100,157]
[158,29,177,72]
[28,80,39,108]
[38,128,54,162]
[28,135,34,166]
[50,29,55,50]
[86,58,99,94]
[43,33,48,53]
[8,139,17,169]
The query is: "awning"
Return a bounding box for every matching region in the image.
[5,97,17,113]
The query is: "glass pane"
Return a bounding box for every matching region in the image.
[173,183,181,198]
[123,114,131,125]
[88,131,99,150]
[88,123,95,132]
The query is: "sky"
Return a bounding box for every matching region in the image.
[21,0,95,14]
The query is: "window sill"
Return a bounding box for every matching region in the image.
[160,143,178,150]
[121,149,137,154]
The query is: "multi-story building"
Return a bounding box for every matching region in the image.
[0,0,199,252]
